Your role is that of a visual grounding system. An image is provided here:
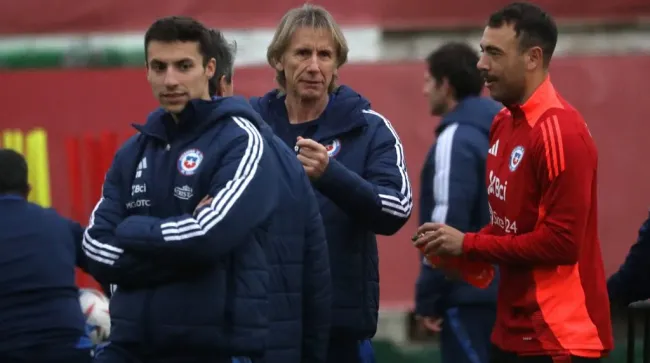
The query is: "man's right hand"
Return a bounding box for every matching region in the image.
[417,316,443,333]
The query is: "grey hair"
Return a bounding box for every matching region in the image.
[266,4,349,92]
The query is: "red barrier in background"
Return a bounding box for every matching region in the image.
[65,132,121,290]
[66,137,84,222]
[2,0,649,34]
[1,57,649,308]
[100,133,118,181]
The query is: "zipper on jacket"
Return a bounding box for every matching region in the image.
[141,136,198,355]
[141,141,172,355]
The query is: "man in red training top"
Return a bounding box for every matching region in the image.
[413,2,613,362]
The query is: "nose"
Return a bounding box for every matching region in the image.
[306,53,320,72]
[477,54,489,72]
[163,68,180,87]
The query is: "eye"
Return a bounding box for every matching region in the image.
[318,51,332,59]
[178,62,193,71]
[151,63,166,72]
[296,49,311,57]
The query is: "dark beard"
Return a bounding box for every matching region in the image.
[431,101,448,116]
[493,82,527,107]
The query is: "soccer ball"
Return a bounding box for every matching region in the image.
[78,288,111,345]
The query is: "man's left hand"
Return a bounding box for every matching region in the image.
[194,195,213,216]
[296,136,329,180]
[413,223,465,257]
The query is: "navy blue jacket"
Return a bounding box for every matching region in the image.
[82,97,280,360]
[415,96,501,317]
[256,122,331,363]
[0,195,90,356]
[251,86,413,340]
[607,211,650,305]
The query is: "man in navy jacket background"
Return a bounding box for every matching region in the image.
[607,211,650,305]
[415,42,500,363]
[0,148,92,363]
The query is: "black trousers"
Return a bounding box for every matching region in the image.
[489,345,601,363]
[326,336,360,363]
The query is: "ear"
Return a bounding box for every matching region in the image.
[220,76,234,97]
[527,46,544,70]
[440,77,449,89]
[274,57,284,72]
[206,57,216,78]
[441,77,454,98]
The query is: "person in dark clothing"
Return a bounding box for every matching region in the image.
[207,28,237,98]
[0,148,92,363]
[607,211,650,305]
[83,17,280,363]
[207,29,333,363]
[414,4,613,360]
[251,5,412,363]
[415,42,500,363]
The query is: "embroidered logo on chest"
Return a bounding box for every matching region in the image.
[509,146,525,172]
[178,149,204,176]
[173,185,194,200]
[325,139,341,158]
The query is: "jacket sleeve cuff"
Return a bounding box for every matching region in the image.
[462,232,478,257]
[314,158,350,189]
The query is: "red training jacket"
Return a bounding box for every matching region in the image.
[462,76,613,358]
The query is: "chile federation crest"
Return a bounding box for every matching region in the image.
[178,148,204,176]
[509,146,525,172]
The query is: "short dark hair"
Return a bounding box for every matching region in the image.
[426,42,483,100]
[0,148,29,196]
[207,29,238,96]
[488,2,558,66]
[144,16,213,66]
